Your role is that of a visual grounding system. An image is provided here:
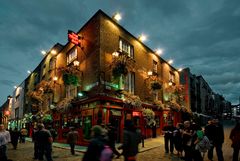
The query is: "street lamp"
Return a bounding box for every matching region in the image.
[73,60,80,67]
[112,13,122,22]
[147,71,153,76]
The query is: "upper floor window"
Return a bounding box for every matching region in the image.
[153,60,158,74]
[169,72,175,83]
[119,39,134,58]
[66,85,77,99]
[67,48,77,65]
[49,58,56,70]
[15,94,20,103]
[42,64,46,76]
[124,72,135,94]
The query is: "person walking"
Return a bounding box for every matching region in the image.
[162,121,176,154]
[67,127,79,155]
[212,118,225,161]
[10,128,20,150]
[229,121,240,161]
[20,127,28,143]
[204,119,215,161]
[35,123,53,161]
[32,126,39,160]
[182,120,194,161]
[107,124,121,158]
[173,123,184,157]
[118,120,141,161]
[49,127,57,142]
[82,125,111,161]
[0,124,11,161]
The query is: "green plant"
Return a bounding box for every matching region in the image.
[63,73,79,86]
[42,114,53,123]
[142,108,156,127]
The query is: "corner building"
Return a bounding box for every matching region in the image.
[26,10,185,145]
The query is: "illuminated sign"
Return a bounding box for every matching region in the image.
[133,112,140,116]
[68,30,81,46]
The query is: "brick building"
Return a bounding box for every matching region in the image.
[13,10,186,145]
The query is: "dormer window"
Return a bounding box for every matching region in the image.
[67,48,77,65]
[119,38,134,58]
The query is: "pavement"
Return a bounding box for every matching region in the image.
[7,120,238,161]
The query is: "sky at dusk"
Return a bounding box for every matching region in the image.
[0,0,240,105]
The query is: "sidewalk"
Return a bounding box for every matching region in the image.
[26,136,164,153]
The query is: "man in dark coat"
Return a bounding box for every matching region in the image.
[107,124,121,158]
[118,120,141,161]
[10,128,20,150]
[205,119,216,161]
[82,125,105,161]
[212,119,224,161]
[162,121,176,154]
[67,127,79,155]
[35,123,53,161]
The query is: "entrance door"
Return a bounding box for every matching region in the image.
[109,116,121,143]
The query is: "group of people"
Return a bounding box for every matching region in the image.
[83,120,141,161]
[9,127,28,150]
[162,118,240,161]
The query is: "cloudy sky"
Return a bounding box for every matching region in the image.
[0,0,239,105]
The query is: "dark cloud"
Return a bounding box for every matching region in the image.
[0,80,15,86]
[0,0,240,104]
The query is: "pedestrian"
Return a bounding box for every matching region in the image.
[32,126,39,160]
[10,127,20,150]
[35,123,53,161]
[162,120,176,154]
[173,123,184,157]
[67,127,79,155]
[0,124,11,161]
[229,121,240,161]
[49,127,57,142]
[82,125,112,161]
[205,119,215,161]
[20,127,28,143]
[212,118,225,161]
[107,123,121,158]
[182,120,194,161]
[118,120,141,161]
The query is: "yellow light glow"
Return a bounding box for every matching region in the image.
[168,59,173,64]
[138,34,147,42]
[73,60,80,67]
[178,68,183,72]
[27,70,31,74]
[51,50,57,55]
[155,49,163,55]
[113,13,122,21]
[168,81,173,86]
[53,76,58,81]
[41,50,46,55]
[147,71,153,76]
[112,52,119,57]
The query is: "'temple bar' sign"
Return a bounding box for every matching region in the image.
[68,30,81,46]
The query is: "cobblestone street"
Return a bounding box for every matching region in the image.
[7,120,237,161]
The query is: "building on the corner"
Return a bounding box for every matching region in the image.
[17,10,187,145]
[0,96,12,128]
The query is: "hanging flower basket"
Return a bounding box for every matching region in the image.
[63,73,79,86]
[112,62,128,78]
[122,91,142,108]
[151,82,162,90]
[142,108,156,127]
[153,100,164,110]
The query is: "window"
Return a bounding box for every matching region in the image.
[15,107,19,118]
[49,58,56,70]
[67,48,77,65]
[119,39,134,58]
[169,72,175,83]
[66,85,77,98]
[15,95,20,103]
[125,72,135,94]
[42,64,46,76]
[153,60,158,73]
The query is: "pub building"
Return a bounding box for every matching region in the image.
[23,10,187,145]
